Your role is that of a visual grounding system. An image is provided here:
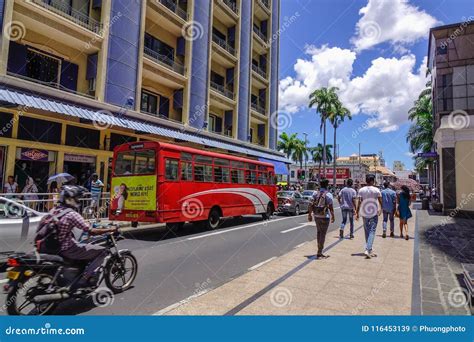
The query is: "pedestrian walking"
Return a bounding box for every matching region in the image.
[308,179,335,259]
[22,176,39,209]
[397,185,412,240]
[90,173,104,212]
[355,174,382,259]
[337,178,357,239]
[381,181,397,238]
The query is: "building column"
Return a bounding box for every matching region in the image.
[0,0,14,75]
[268,0,280,150]
[188,0,212,129]
[237,0,252,142]
[441,147,457,211]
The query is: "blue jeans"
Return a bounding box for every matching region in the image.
[340,209,354,235]
[363,216,378,252]
[382,210,395,233]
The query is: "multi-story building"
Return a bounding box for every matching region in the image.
[0,0,285,192]
[336,153,382,168]
[428,21,474,215]
[393,161,405,172]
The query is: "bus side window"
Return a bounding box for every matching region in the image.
[194,164,204,182]
[231,169,244,184]
[181,161,192,181]
[165,159,179,181]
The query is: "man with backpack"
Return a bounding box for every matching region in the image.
[308,179,335,259]
[36,185,117,287]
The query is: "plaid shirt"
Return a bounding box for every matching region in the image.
[52,206,90,252]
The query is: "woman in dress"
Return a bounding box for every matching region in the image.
[397,185,412,240]
[22,177,39,209]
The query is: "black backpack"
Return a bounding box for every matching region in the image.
[312,191,328,218]
[35,208,73,254]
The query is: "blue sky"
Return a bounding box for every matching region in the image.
[278,0,472,170]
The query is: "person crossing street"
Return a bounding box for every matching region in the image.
[337,179,357,239]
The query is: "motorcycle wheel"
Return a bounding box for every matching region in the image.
[6,273,58,316]
[104,251,138,294]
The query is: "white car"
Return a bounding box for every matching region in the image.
[0,197,46,263]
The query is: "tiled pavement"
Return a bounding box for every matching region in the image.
[161,212,416,316]
[417,210,474,315]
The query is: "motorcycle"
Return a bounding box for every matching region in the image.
[3,226,137,315]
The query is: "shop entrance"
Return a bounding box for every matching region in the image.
[63,154,96,188]
[15,148,56,193]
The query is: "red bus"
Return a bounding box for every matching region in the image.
[109,141,277,229]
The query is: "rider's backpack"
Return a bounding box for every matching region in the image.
[312,191,328,219]
[34,208,73,254]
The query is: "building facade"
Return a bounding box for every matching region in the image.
[0,0,284,192]
[392,161,405,171]
[336,153,382,169]
[428,21,474,215]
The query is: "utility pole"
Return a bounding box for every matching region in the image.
[303,132,308,185]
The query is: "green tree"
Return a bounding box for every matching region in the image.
[309,143,333,180]
[309,87,339,177]
[292,139,309,172]
[328,101,351,186]
[277,132,298,176]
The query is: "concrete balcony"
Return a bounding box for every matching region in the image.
[143,47,186,89]
[147,0,188,36]
[157,0,188,21]
[253,26,269,53]
[214,0,238,25]
[251,64,268,88]
[251,102,267,116]
[212,34,237,68]
[210,82,235,110]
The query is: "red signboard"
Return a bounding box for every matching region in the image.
[312,168,350,179]
[20,148,49,162]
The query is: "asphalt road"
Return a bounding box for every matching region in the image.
[0,211,349,315]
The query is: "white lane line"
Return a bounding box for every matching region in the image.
[153,289,210,316]
[280,223,312,234]
[294,242,307,249]
[248,257,277,271]
[186,215,305,241]
[0,279,8,284]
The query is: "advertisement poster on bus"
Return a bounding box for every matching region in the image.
[111,175,157,211]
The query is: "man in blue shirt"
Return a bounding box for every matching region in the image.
[381,181,397,238]
[337,179,357,239]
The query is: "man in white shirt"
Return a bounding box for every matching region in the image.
[356,174,382,259]
[4,175,18,199]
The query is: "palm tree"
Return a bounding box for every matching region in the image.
[309,87,339,178]
[292,139,309,171]
[309,143,333,180]
[277,132,298,177]
[328,101,351,186]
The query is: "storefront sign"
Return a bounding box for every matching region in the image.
[20,148,49,161]
[313,168,350,179]
[64,153,96,164]
[417,152,438,158]
[111,175,157,211]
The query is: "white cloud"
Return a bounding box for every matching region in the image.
[278,46,429,132]
[351,0,439,52]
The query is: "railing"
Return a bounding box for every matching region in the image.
[220,0,238,14]
[31,0,102,34]
[210,81,234,99]
[140,109,183,124]
[212,34,236,56]
[252,64,267,79]
[251,102,266,115]
[253,26,268,44]
[259,0,270,10]
[7,71,95,99]
[0,192,111,220]
[158,0,188,21]
[144,46,185,75]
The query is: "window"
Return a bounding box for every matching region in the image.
[115,149,155,175]
[231,169,244,184]
[194,164,212,182]
[181,152,192,161]
[248,163,257,170]
[208,114,216,132]
[165,159,179,180]
[258,173,267,185]
[195,155,213,164]
[109,133,137,151]
[65,125,100,149]
[231,161,245,168]
[294,192,302,199]
[18,117,61,145]
[214,166,230,183]
[26,48,60,85]
[141,91,158,115]
[214,158,230,166]
[245,171,257,184]
[144,33,175,66]
[291,170,295,178]
[181,161,193,181]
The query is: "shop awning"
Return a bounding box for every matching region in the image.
[258,157,289,175]
[0,88,290,163]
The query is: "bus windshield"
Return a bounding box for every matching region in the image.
[114,149,156,176]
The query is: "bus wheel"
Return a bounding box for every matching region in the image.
[166,222,184,231]
[131,221,139,228]
[262,203,274,220]
[207,208,221,230]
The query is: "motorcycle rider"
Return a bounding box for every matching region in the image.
[51,185,117,287]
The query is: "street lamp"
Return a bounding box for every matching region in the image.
[303,132,308,184]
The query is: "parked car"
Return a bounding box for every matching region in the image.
[277,191,310,215]
[301,190,317,201]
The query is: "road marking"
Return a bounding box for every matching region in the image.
[248,257,277,271]
[0,279,8,284]
[280,223,312,234]
[186,215,306,241]
[153,289,210,316]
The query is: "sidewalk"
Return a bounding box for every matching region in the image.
[160,212,416,315]
[417,210,473,315]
